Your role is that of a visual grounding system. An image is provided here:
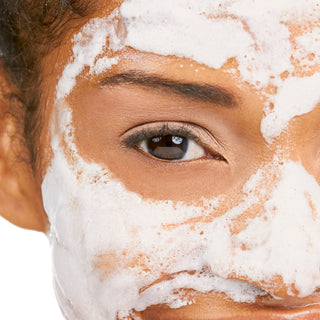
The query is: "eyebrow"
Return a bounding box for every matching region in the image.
[99,70,237,107]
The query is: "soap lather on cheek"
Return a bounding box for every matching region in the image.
[43,103,320,319]
[43,1,320,319]
[43,103,269,320]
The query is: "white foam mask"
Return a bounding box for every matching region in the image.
[43,103,320,319]
[42,1,320,319]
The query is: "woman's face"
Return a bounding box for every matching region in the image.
[35,0,320,319]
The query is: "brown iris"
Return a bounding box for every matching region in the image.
[147,135,188,160]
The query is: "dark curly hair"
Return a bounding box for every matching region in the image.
[0,0,92,166]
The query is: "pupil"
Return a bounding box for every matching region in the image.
[147,135,188,160]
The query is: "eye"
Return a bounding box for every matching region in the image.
[139,135,204,160]
[121,122,227,162]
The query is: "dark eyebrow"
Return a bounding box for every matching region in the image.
[99,70,237,107]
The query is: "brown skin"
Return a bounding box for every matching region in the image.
[2,1,320,319]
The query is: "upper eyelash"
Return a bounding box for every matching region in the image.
[121,124,201,149]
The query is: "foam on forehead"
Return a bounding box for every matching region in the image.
[55,11,122,101]
[120,0,320,84]
[119,0,320,141]
[56,0,320,96]
[55,0,320,143]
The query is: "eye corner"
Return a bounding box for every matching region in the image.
[205,151,228,163]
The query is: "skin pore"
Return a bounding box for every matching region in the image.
[2,0,320,319]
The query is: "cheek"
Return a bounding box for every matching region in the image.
[42,129,229,317]
[42,99,320,319]
[43,101,219,270]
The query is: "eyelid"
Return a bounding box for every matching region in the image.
[120,121,227,162]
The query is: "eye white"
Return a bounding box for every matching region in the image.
[138,137,205,161]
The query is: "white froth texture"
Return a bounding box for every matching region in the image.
[55,12,123,101]
[118,0,320,143]
[120,0,254,70]
[119,0,319,87]
[43,103,268,320]
[134,271,266,311]
[296,27,320,56]
[261,73,320,142]
[55,0,320,146]
[207,161,320,297]
[45,1,320,319]
[43,101,320,319]
[56,0,320,98]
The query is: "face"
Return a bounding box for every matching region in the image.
[34,0,320,319]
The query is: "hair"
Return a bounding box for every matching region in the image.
[0,0,93,167]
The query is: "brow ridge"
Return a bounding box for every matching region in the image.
[99,70,237,107]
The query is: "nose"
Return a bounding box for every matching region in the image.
[206,159,320,299]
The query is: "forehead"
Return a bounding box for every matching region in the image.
[39,0,320,140]
[56,0,320,86]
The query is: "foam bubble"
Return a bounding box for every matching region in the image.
[46,1,320,318]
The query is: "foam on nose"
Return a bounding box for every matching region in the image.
[207,161,320,298]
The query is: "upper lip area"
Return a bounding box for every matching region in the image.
[227,307,320,320]
[136,272,320,320]
[138,301,320,320]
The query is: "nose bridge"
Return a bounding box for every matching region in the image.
[206,160,320,299]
